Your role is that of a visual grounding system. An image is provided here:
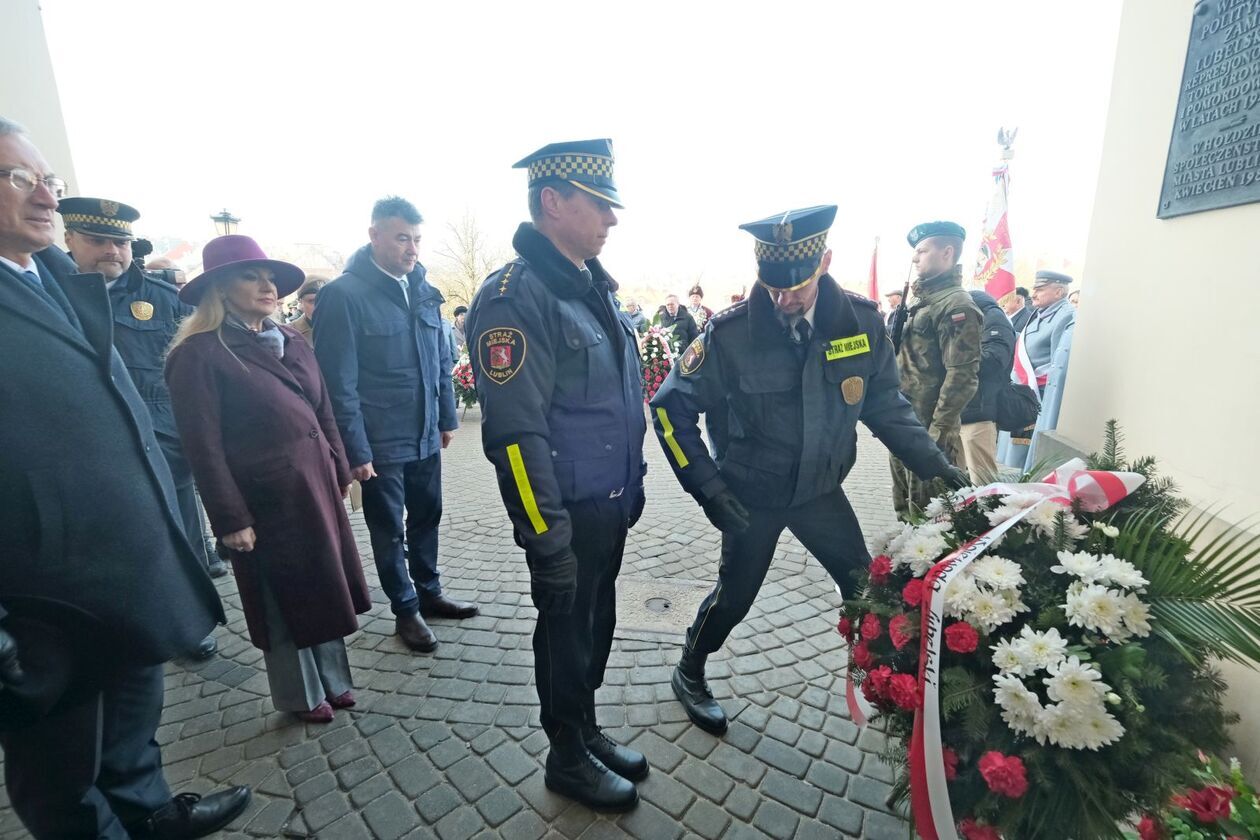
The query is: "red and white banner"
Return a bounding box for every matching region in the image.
[972,163,1016,305]
[1011,331,1036,389]
[844,460,1144,840]
[867,237,880,304]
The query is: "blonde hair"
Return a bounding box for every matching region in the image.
[168,287,227,355]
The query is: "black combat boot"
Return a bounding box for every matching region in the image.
[672,645,727,734]
[545,728,639,811]
[582,725,649,781]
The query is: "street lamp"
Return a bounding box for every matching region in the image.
[211,208,240,236]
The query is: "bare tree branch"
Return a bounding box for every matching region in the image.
[429,212,508,309]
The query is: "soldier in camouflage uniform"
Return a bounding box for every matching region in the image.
[890,221,982,518]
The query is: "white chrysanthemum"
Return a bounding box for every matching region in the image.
[943,574,978,619]
[1062,516,1091,542]
[1045,656,1110,707]
[915,521,954,539]
[1075,703,1126,750]
[970,556,1025,591]
[1119,592,1152,638]
[1097,555,1148,590]
[1001,589,1031,616]
[869,523,906,555]
[1018,626,1068,670]
[1023,499,1067,532]
[986,504,1024,527]
[901,533,947,577]
[1032,702,1085,748]
[991,638,1029,675]
[885,523,917,565]
[922,497,950,520]
[1064,584,1126,637]
[966,590,1018,632]
[1003,492,1048,510]
[1051,550,1103,583]
[993,673,1042,736]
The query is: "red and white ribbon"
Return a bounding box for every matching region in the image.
[842,459,1144,840]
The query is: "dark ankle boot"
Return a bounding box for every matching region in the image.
[545,729,639,811]
[582,725,649,781]
[672,646,727,734]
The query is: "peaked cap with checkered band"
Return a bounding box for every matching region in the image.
[57,196,140,240]
[739,205,837,290]
[512,138,623,209]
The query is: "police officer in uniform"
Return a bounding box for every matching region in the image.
[1023,270,1076,393]
[889,221,982,519]
[466,139,647,811]
[58,197,222,659]
[650,206,967,735]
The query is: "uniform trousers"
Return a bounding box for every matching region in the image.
[0,663,170,839]
[258,573,353,712]
[959,421,999,484]
[529,497,629,737]
[360,454,444,616]
[686,487,870,655]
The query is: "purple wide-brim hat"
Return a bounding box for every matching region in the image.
[179,235,305,305]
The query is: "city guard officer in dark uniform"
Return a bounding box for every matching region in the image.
[650,205,968,735]
[466,139,647,812]
[58,197,221,659]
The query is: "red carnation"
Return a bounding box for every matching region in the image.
[837,616,852,638]
[869,555,892,585]
[944,621,980,654]
[889,614,914,650]
[852,640,874,670]
[866,665,892,698]
[959,819,1002,840]
[1183,785,1235,824]
[903,578,925,608]
[861,677,881,704]
[1136,815,1163,840]
[888,673,920,710]
[978,751,1028,799]
[860,613,882,641]
[942,746,959,781]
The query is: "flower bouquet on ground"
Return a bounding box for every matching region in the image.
[838,422,1260,840]
[452,355,477,415]
[1130,752,1260,840]
[640,325,674,402]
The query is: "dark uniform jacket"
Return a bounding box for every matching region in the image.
[466,224,647,559]
[0,247,222,675]
[649,276,952,510]
[1010,305,1033,334]
[97,262,193,442]
[961,290,1016,425]
[314,245,457,469]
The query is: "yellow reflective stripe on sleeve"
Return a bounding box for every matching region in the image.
[506,444,548,534]
[655,407,690,469]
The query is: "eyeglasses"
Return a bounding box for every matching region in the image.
[1,168,67,198]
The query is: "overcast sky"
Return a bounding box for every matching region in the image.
[40,0,1124,300]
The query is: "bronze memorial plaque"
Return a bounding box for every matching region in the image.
[1159,0,1260,218]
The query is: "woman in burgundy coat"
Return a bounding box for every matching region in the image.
[165,236,371,723]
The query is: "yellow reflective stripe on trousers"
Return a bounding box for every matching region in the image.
[506,444,548,534]
[656,407,690,468]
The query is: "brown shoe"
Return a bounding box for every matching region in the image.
[419,593,480,620]
[395,612,438,652]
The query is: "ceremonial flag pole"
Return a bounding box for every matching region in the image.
[867,237,880,303]
[972,128,1017,305]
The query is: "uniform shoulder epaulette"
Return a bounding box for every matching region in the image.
[143,272,181,297]
[709,299,748,327]
[844,290,879,310]
[488,258,527,299]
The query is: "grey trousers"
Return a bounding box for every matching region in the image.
[259,576,353,712]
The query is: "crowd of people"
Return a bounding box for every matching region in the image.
[0,116,1080,836]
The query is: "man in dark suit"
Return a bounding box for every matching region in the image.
[0,118,249,838]
[315,196,478,654]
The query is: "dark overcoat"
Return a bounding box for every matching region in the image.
[165,324,371,650]
[961,290,1017,425]
[0,247,222,673]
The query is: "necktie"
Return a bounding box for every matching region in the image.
[792,318,812,346]
[19,270,74,324]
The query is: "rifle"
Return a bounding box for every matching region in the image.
[889,264,914,353]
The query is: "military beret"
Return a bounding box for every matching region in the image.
[739,204,837,290]
[57,197,139,240]
[906,220,965,247]
[1033,270,1073,287]
[513,138,623,209]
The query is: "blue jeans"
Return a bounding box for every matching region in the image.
[360,454,443,615]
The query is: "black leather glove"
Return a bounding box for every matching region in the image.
[629,485,646,529]
[940,466,972,491]
[530,549,578,615]
[702,489,751,534]
[0,625,25,690]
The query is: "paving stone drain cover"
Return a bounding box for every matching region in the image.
[614,577,712,640]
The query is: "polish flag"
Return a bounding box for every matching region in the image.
[1012,331,1037,389]
[973,163,1016,305]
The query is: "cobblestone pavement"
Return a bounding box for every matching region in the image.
[0,407,912,839]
